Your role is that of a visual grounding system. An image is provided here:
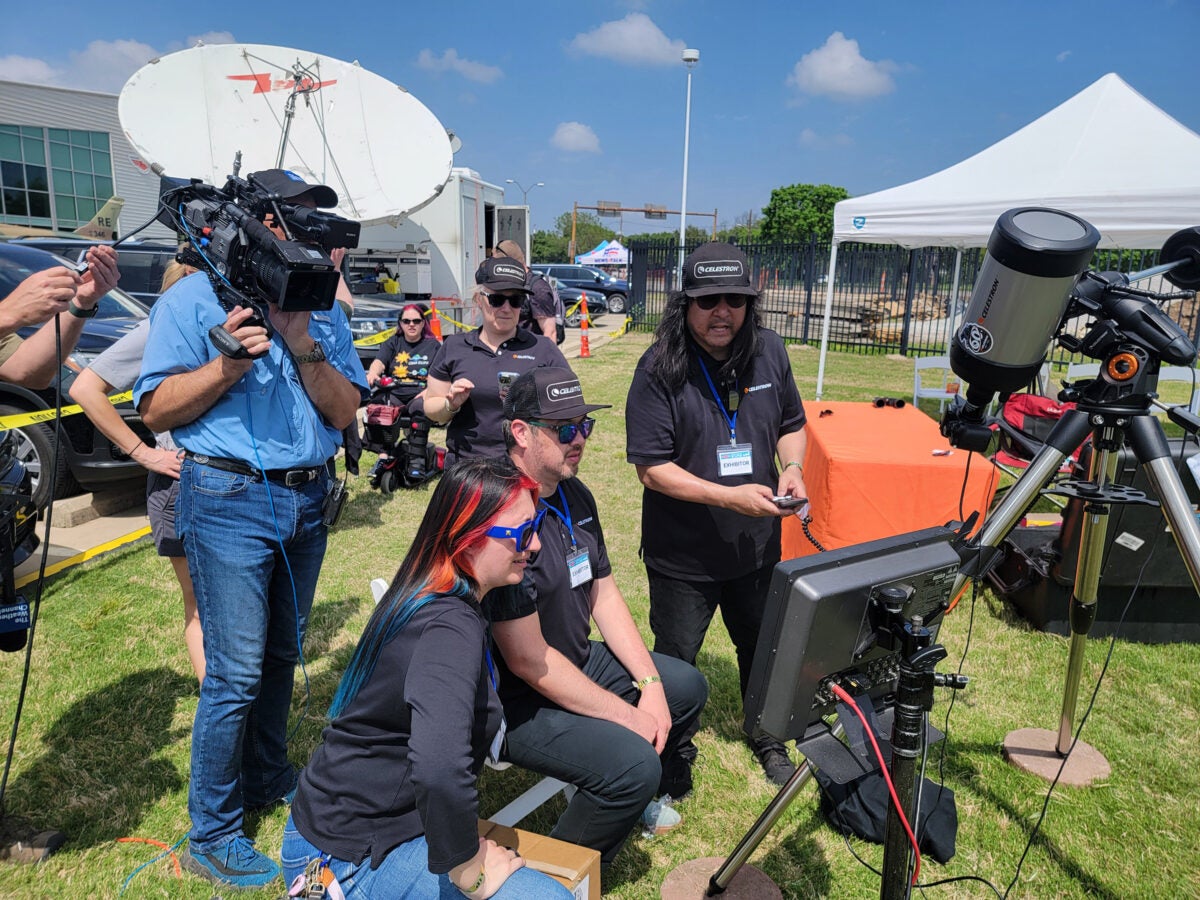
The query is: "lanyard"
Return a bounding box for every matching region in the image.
[540,486,576,549]
[696,352,739,443]
[484,643,498,690]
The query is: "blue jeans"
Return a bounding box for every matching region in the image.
[281,818,573,899]
[179,458,329,851]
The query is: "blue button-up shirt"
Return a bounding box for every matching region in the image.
[134,273,367,469]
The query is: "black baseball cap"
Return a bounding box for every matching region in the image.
[249,169,339,208]
[681,242,757,298]
[504,367,611,421]
[476,257,532,294]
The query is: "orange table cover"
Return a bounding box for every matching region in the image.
[782,401,998,559]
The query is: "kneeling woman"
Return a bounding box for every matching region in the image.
[283,458,570,899]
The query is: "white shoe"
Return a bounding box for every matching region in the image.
[641,796,682,836]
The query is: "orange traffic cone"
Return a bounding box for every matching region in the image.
[429,300,443,341]
[579,293,591,358]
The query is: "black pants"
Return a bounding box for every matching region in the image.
[501,642,707,866]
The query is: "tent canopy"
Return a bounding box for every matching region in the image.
[576,239,628,265]
[833,74,1200,250]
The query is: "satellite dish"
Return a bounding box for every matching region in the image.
[118,43,452,224]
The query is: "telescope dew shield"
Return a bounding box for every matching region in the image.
[951,208,1100,406]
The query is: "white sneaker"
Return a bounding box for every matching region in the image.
[640,796,682,836]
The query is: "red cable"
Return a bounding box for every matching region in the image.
[830,683,922,886]
[116,837,183,878]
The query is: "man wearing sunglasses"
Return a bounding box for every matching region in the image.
[625,242,808,788]
[425,257,568,466]
[484,367,708,874]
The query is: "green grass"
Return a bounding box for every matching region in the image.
[1,334,1198,898]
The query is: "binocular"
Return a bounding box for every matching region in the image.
[873,397,907,408]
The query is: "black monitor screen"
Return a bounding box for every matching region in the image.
[744,526,962,744]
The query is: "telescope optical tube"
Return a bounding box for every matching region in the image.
[951,208,1100,414]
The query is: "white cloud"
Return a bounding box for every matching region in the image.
[798,128,853,148]
[787,32,897,100]
[415,49,502,84]
[0,33,236,94]
[568,13,685,66]
[552,122,601,153]
[1056,50,1072,62]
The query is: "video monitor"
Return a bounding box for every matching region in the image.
[744,526,962,744]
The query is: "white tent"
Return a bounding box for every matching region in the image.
[576,239,629,266]
[815,73,1200,396]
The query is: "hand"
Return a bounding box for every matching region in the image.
[74,245,120,308]
[456,837,525,899]
[131,444,183,478]
[330,247,347,268]
[725,483,789,518]
[623,703,662,747]
[0,267,79,328]
[219,306,271,376]
[367,370,381,387]
[266,304,313,354]
[447,378,474,411]
[775,473,809,517]
[636,683,672,754]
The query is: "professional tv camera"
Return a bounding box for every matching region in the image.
[155,164,361,317]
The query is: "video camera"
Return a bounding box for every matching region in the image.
[155,167,360,315]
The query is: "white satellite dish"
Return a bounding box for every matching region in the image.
[118,43,452,224]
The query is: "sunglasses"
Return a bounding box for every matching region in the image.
[485,508,547,551]
[486,293,525,309]
[528,417,596,444]
[400,318,424,325]
[692,294,749,311]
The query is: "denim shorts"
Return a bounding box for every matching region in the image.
[145,471,183,557]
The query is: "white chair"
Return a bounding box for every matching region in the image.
[1157,366,1200,415]
[912,356,960,413]
[1064,362,1100,383]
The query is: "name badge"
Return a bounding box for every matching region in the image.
[717,442,754,477]
[489,715,507,764]
[566,548,593,588]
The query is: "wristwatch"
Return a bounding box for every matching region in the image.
[294,341,326,365]
[67,300,98,319]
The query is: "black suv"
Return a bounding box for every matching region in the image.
[0,242,152,509]
[10,237,180,306]
[530,264,628,314]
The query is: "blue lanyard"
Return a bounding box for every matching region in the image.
[540,486,576,549]
[484,643,498,690]
[696,352,738,442]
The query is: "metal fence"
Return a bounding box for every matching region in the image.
[628,238,1194,364]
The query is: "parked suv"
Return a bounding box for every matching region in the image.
[531,264,628,314]
[9,237,180,306]
[0,242,152,509]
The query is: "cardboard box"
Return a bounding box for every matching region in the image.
[478,820,600,900]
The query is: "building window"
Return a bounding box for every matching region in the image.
[0,125,115,231]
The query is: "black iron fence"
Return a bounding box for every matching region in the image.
[627,238,1194,364]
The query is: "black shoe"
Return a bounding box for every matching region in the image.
[752,738,796,786]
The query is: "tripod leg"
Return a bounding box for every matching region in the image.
[1128,416,1200,592]
[1056,445,1117,753]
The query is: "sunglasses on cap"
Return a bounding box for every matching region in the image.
[486,292,525,309]
[400,317,424,325]
[485,508,547,551]
[692,294,749,311]
[528,417,596,444]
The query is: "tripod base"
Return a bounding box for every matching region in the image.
[1002,728,1111,786]
[0,818,65,864]
[660,857,780,899]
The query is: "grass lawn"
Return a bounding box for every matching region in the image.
[1,333,1198,899]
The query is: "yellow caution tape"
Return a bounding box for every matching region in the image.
[435,311,477,332]
[610,316,633,338]
[0,391,133,430]
[354,327,396,347]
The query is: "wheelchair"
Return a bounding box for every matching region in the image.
[362,377,443,493]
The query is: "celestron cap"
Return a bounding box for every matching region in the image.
[503,367,612,421]
[681,242,758,298]
[475,257,533,294]
[248,169,339,208]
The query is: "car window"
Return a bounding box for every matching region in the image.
[0,245,148,320]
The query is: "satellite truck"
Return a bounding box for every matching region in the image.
[118,42,529,319]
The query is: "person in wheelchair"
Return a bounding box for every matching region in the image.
[364,303,442,488]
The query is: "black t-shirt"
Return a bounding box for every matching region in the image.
[625,328,806,581]
[291,595,502,874]
[429,329,568,464]
[483,477,611,707]
[519,271,558,334]
[372,335,440,404]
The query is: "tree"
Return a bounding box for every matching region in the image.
[759,183,849,243]
[553,211,616,260]
[531,230,568,263]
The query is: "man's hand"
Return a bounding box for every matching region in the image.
[221,306,271,375]
[725,483,789,517]
[636,683,672,754]
[0,267,79,330]
[266,305,313,355]
[73,245,120,309]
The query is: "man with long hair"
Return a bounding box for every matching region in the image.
[625,242,808,786]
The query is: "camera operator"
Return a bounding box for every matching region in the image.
[134,170,366,892]
[625,242,808,788]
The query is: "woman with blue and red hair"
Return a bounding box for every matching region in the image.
[283,457,570,899]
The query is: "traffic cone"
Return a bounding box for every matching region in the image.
[579,293,591,358]
[429,300,443,341]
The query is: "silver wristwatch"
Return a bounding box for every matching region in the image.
[294,341,326,365]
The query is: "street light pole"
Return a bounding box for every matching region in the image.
[505,179,544,205]
[677,48,700,285]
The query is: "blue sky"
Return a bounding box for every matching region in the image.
[1,0,1196,235]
